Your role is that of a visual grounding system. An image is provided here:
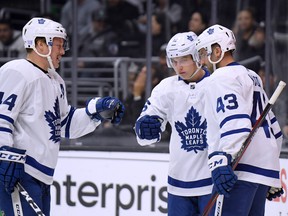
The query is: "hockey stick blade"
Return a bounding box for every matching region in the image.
[202,80,286,216]
[16,183,45,216]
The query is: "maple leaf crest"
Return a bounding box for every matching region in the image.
[44,98,61,143]
[175,106,207,153]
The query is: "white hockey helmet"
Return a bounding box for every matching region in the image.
[195,24,236,56]
[166,31,199,68]
[22,17,68,51]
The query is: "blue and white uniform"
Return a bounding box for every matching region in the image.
[0,59,100,185]
[136,69,212,197]
[203,62,282,187]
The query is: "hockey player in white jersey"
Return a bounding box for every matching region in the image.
[195,24,283,215]
[0,17,125,215]
[135,32,213,215]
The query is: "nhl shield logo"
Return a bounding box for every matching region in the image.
[175,107,207,153]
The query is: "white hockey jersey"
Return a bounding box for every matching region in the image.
[203,62,283,187]
[0,59,100,185]
[136,70,213,196]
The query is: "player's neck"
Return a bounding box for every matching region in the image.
[218,54,235,68]
[27,53,49,72]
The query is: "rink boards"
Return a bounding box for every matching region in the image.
[51,151,287,216]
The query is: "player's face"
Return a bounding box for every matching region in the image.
[50,37,66,69]
[171,55,198,80]
[198,48,213,71]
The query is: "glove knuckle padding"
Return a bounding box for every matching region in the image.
[135,115,162,140]
[209,151,237,196]
[111,102,125,124]
[86,97,125,124]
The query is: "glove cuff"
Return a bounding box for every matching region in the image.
[86,97,101,116]
[208,151,231,172]
[0,146,26,163]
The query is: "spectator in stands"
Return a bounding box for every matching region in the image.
[137,12,167,56]
[60,0,102,38]
[0,19,26,59]
[177,0,211,32]
[153,0,183,36]
[78,8,118,63]
[76,7,119,79]
[188,11,209,35]
[233,8,265,72]
[122,44,173,130]
[106,0,141,56]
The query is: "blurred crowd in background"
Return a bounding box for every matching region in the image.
[0,0,288,147]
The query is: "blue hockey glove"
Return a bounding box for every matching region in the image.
[266,187,284,201]
[135,115,163,140]
[0,146,26,193]
[86,96,125,124]
[208,151,238,197]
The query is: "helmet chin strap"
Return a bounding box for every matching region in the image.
[208,51,224,72]
[33,46,55,71]
[187,65,202,81]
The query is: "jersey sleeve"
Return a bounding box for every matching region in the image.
[54,73,101,139]
[268,110,283,155]
[60,106,101,139]
[136,81,170,146]
[205,76,253,158]
[0,67,27,147]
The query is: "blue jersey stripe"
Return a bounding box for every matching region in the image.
[220,114,250,128]
[220,128,251,138]
[26,155,54,176]
[0,127,12,133]
[64,107,76,138]
[168,176,212,189]
[274,131,283,139]
[0,114,14,124]
[270,117,277,124]
[235,163,279,179]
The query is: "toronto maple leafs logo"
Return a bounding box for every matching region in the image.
[44,98,61,143]
[38,18,46,24]
[207,28,214,35]
[187,35,194,41]
[175,107,207,153]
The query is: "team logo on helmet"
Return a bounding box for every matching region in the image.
[38,18,46,24]
[175,107,207,153]
[44,98,61,143]
[187,35,194,41]
[207,28,214,35]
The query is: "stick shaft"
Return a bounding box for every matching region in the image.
[16,183,45,216]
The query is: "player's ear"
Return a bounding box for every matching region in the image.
[35,38,47,52]
[213,45,222,59]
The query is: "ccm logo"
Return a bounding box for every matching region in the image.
[209,159,224,169]
[0,152,25,162]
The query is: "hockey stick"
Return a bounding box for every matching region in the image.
[16,182,45,216]
[202,80,286,216]
[11,189,24,216]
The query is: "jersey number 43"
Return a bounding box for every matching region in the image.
[216,92,270,138]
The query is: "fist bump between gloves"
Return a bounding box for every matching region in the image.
[86,96,125,124]
[135,115,163,140]
[208,151,238,197]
